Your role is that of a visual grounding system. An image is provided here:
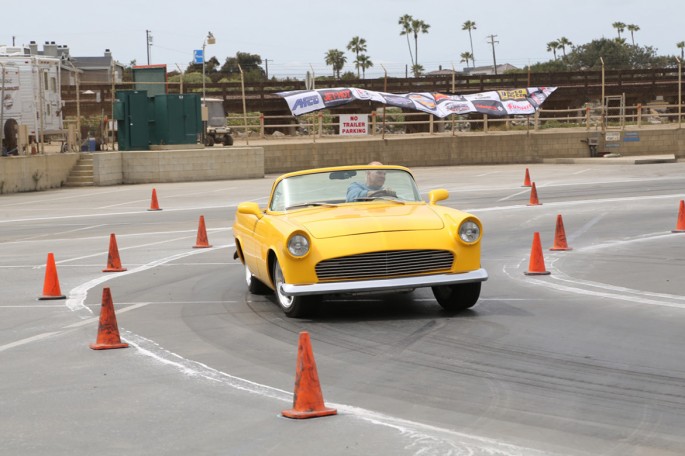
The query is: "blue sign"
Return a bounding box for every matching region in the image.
[623,132,640,142]
[193,49,204,64]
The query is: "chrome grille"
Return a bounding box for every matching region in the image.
[315,250,454,281]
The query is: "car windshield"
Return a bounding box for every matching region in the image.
[269,168,422,211]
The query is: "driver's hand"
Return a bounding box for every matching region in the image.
[368,188,397,197]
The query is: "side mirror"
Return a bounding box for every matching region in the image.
[237,202,263,218]
[428,189,449,205]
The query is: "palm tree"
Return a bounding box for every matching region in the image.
[460,51,474,68]
[411,63,424,77]
[557,37,573,57]
[409,18,430,76]
[355,54,373,78]
[462,20,477,65]
[627,24,640,45]
[612,22,626,39]
[546,40,560,59]
[324,49,346,78]
[347,36,367,78]
[678,41,685,59]
[398,15,415,68]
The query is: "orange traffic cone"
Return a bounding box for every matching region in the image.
[193,215,213,248]
[90,287,129,350]
[282,331,337,419]
[38,252,66,300]
[522,168,532,187]
[550,214,573,251]
[528,182,541,206]
[673,200,685,233]
[524,232,551,275]
[148,188,162,211]
[102,233,127,272]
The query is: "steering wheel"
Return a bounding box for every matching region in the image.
[368,189,397,198]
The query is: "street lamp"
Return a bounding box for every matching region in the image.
[202,31,215,104]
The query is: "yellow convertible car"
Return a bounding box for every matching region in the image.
[233,164,487,317]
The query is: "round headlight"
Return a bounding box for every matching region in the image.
[287,234,310,257]
[459,221,481,243]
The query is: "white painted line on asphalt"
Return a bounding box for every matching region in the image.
[508,232,685,309]
[124,331,555,456]
[566,213,605,244]
[0,331,61,353]
[96,187,241,209]
[572,168,593,175]
[497,189,530,202]
[0,305,70,308]
[96,199,151,209]
[0,205,240,225]
[469,193,685,213]
[62,302,153,329]
[0,187,134,208]
[65,244,235,312]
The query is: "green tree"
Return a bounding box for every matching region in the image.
[324,49,347,78]
[521,59,570,73]
[411,63,424,77]
[612,22,626,39]
[557,37,573,57]
[355,54,373,78]
[186,56,220,76]
[220,52,265,81]
[460,51,474,68]
[568,38,671,70]
[409,18,430,75]
[546,40,560,59]
[168,71,209,92]
[398,14,415,67]
[627,24,640,45]
[678,41,685,59]
[462,20,477,65]
[347,36,367,78]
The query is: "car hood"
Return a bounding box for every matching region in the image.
[286,204,445,239]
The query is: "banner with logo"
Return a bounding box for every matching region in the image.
[276,87,556,118]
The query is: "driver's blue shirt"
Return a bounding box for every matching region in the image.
[346,182,381,201]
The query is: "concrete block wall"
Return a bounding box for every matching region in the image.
[1,128,683,194]
[262,129,684,174]
[92,152,123,186]
[0,153,79,194]
[92,146,265,185]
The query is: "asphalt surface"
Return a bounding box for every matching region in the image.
[1,162,685,455]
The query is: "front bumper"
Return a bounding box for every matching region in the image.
[280,268,488,297]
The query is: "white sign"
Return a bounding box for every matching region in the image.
[339,114,369,135]
[605,131,621,141]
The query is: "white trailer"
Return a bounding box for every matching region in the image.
[1,53,63,153]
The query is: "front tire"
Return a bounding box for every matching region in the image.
[273,259,311,318]
[432,282,481,312]
[245,263,269,294]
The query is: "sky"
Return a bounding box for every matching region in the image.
[4,0,684,79]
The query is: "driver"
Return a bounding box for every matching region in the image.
[346,161,397,201]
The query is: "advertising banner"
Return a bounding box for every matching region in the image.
[277,87,557,118]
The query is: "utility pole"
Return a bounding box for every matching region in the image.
[146,30,152,65]
[12,36,15,46]
[264,59,269,80]
[487,34,499,75]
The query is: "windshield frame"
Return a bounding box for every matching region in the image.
[268,166,422,212]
